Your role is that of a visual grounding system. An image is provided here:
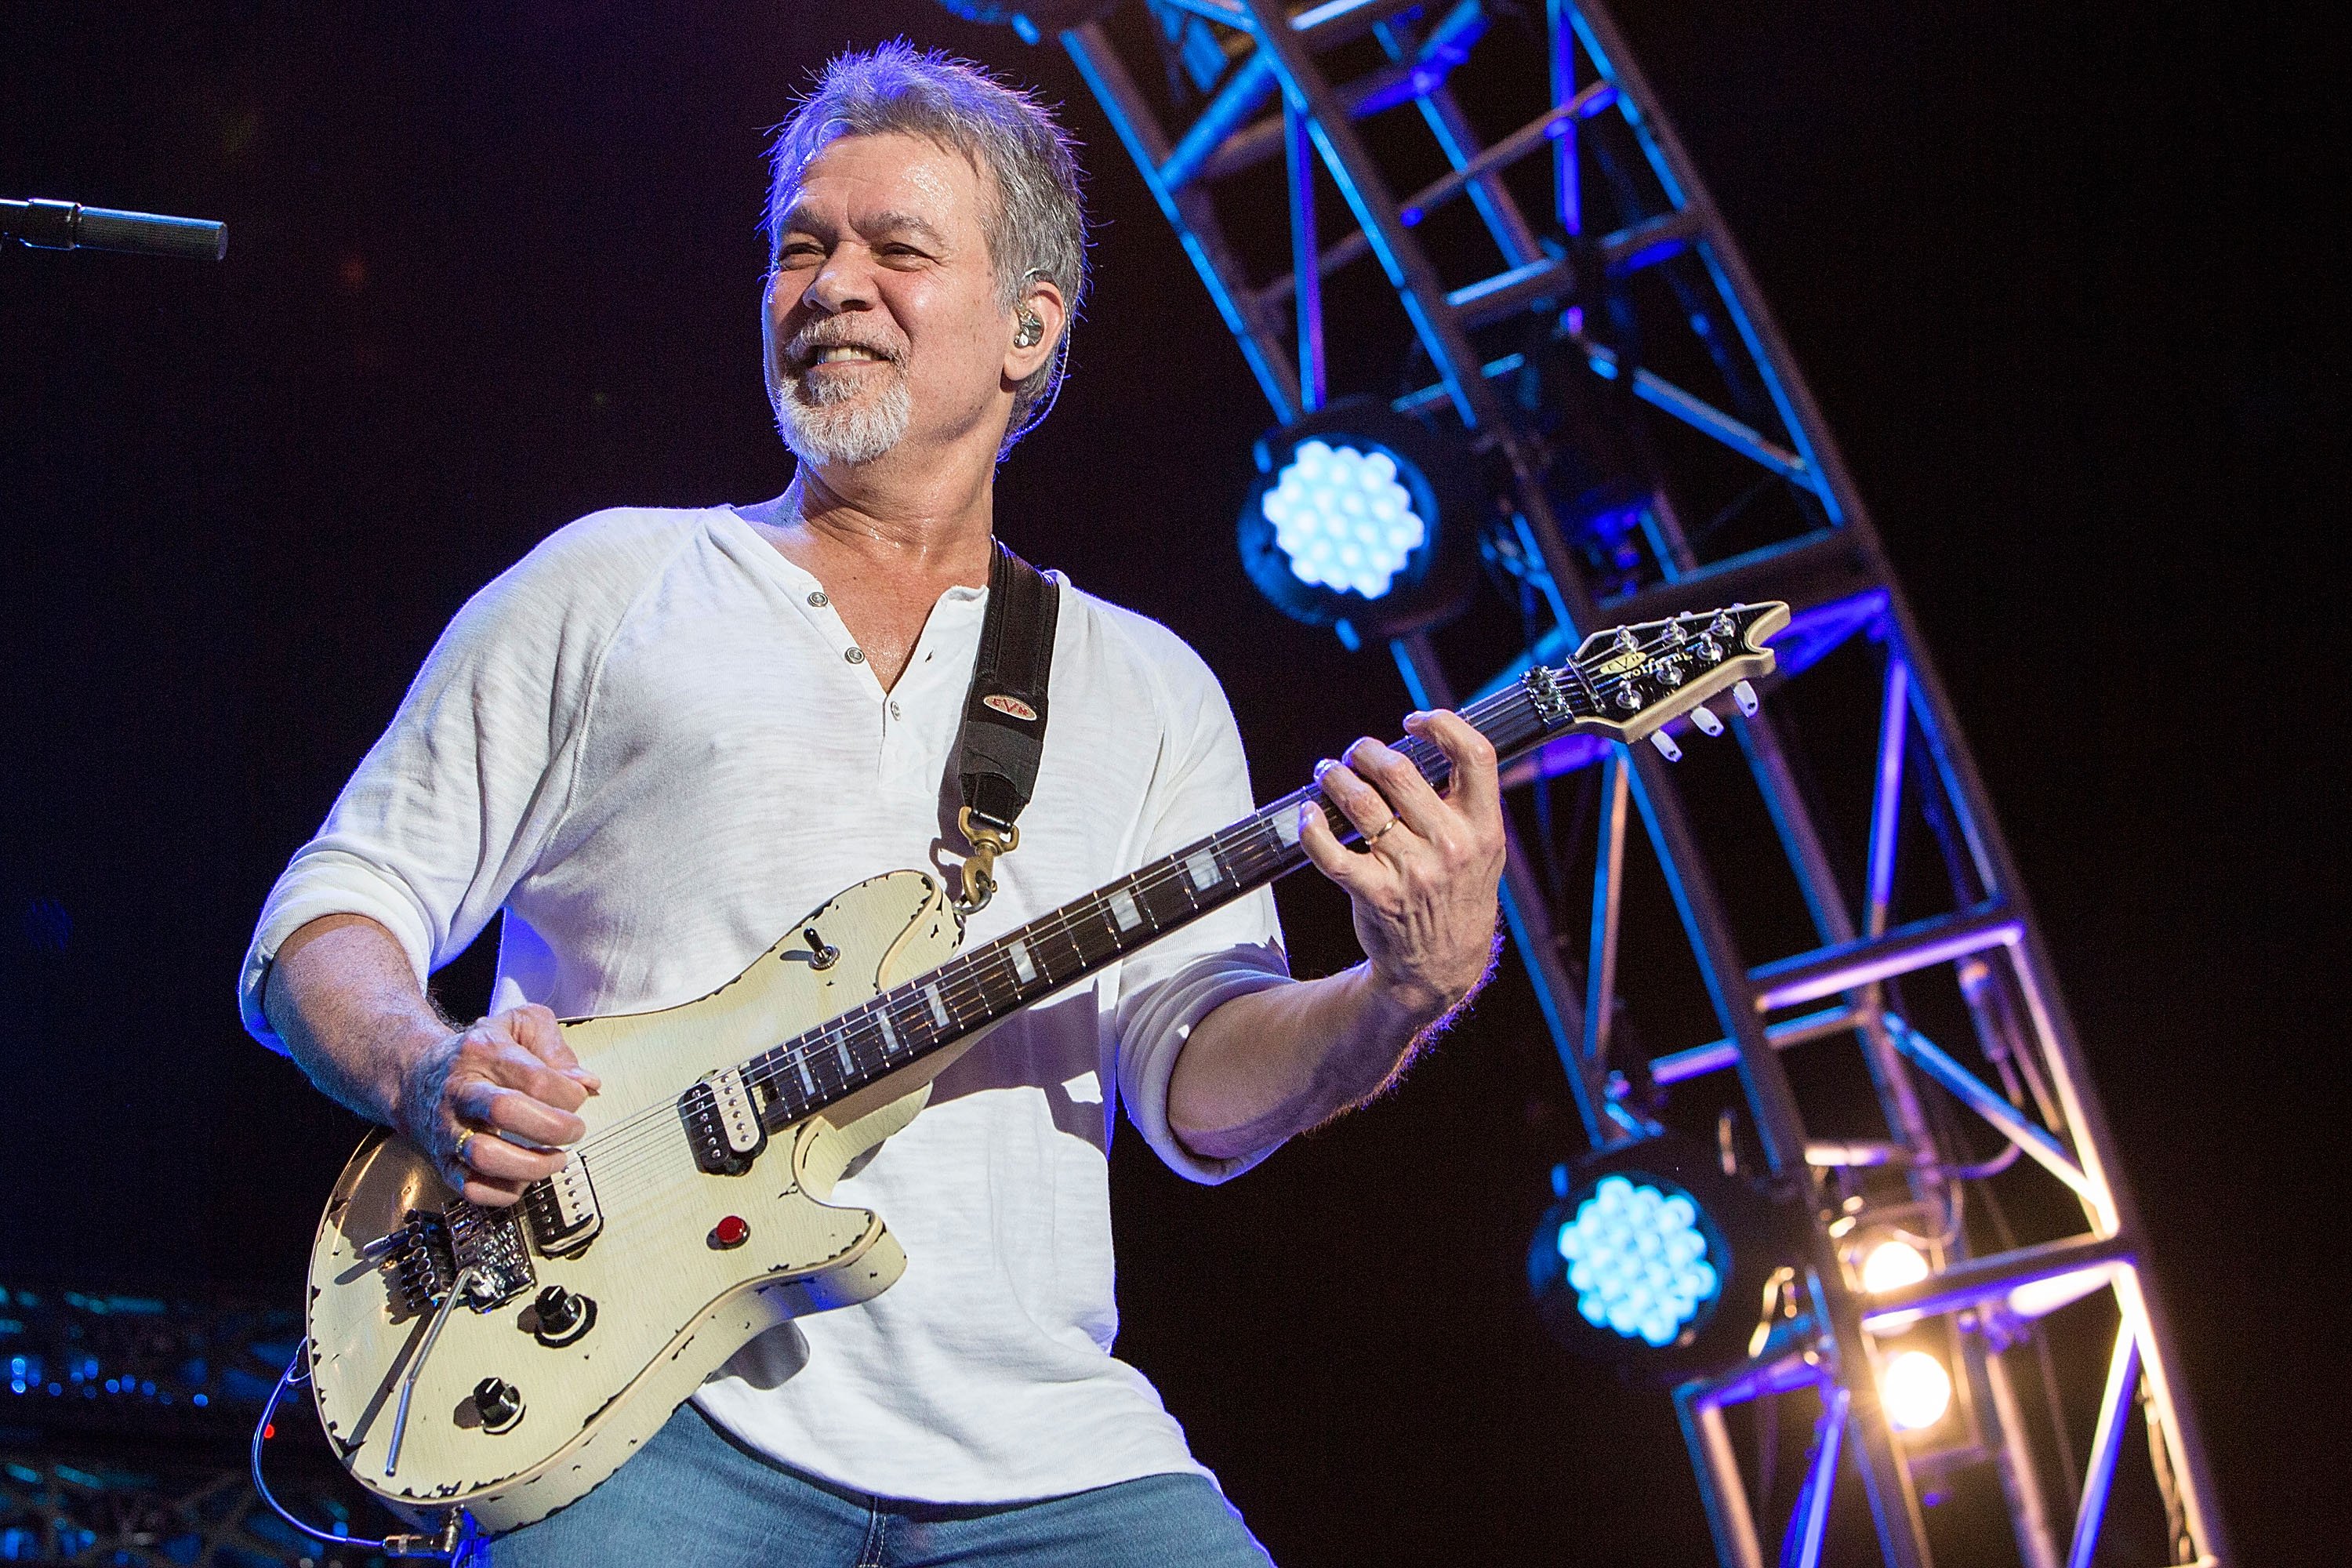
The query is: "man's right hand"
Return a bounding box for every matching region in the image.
[397,1003,602,1207]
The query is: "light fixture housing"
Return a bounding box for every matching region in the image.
[1237,397,1479,644]
[1528,1131,1800,1383]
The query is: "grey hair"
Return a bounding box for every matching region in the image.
[765,40,1088,456]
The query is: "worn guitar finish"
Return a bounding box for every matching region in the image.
[304,602,1788,1530]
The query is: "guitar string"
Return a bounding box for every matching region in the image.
[673,615,1736,1131]
[554,680,1523,1182]
[513,622,1739,1213]
[564,786,1348,1210]
[520,622,1740,1214]
[532,733,1497,1211]
[506,620,1755,1210]
[542,677,1544,1202]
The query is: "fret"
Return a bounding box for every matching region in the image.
[1031,916,1087,985]
[1070,900,1123,965]
[1135,860,1198,927]
[887,997,928,1058]
[804,1030,847,1098]
[764,1066,811,1121]
[976,950,1025,1012]
[968,951,1018,1011]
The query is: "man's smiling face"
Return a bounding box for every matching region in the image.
[764,131,1014,469]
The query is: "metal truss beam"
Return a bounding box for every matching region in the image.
[1022,2,2226,1562]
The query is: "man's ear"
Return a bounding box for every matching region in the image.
[1004,276,1068,383]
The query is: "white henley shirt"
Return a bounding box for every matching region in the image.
[238,504,1295,1504]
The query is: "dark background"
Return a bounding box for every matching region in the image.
[2,2,2343,1563]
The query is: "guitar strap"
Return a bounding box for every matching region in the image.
[951,539,1060,913]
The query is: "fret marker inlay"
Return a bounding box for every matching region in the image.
[1109,888,1143,932]
[1185,849,1221,892]
[924,985,950,1030]
[1008,939,1036,985]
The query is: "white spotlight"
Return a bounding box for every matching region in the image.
[1882,1349,1953,1432]
[1861,1239,1930,1295]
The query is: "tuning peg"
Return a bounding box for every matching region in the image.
[1689,703,1724,738]
[1732,680,1759,717]
[1650,730,1683,762]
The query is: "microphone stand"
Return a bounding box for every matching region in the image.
[3,197,226,260]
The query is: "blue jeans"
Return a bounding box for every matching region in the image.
[486,1403,1275,1566]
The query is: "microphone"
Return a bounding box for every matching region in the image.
[3,197,227,260]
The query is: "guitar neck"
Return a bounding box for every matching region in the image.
[738,675,1567,1129]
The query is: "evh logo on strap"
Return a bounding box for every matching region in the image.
[982,693,1040,722]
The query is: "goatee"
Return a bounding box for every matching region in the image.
[775,365,913,467]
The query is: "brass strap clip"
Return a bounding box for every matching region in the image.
[954,807,1020,915]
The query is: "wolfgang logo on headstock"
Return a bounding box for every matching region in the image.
[1530,601,1790,760]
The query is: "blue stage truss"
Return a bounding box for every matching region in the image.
[951,2,2230,1563]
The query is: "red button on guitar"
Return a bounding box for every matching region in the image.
[710,1216,750,1250]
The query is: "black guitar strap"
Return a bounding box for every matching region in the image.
[951,539,1060,911]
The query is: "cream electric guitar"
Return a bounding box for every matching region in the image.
[303,601,1787,1529]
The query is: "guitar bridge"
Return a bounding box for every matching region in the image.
[379,1201,536,1317]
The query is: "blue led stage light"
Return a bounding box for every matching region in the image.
[1530,1132,1798,1381]
[1261,440,1426,600]
[1555,1174,1722,1347]
[1237,397,1478,644]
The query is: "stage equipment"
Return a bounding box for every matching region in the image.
[1860,1239,1932,1297]
[946,3,2227,1563]
[1236,395,1479,640]
[1882,1350,1955,1434]
[0,1282,401,1566]
[1528,1131,1798,1380]
[298,605,1777,1529]
[2,198,226,260]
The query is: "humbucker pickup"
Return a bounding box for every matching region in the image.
[681,1067,768,1175]
[522,1156,604,1256]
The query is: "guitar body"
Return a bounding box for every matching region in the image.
[303,870,971,1530]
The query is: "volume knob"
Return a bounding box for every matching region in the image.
[536,1285,581,1333]
[532,1284,595,1346]
[473,1376,524,1433]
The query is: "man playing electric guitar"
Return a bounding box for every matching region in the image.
[245,43,1507,1565]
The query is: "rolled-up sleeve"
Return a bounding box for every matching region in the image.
[238,517,641,1052]
[1111,649,1294,1185]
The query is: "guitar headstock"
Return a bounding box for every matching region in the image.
[1522,602,1789,755]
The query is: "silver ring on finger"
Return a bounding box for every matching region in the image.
[1363,815,1401,845]
[454,1127,478,1169]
